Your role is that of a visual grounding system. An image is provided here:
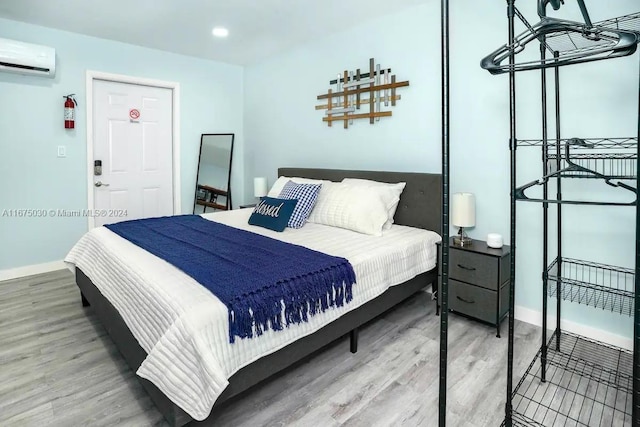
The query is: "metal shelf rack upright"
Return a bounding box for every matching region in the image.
[480,1,640,426]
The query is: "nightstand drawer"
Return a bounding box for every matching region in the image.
[435,238,511,336]
[448,279,508,324]
[449,249,499,290]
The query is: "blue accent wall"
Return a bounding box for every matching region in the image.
[243,1,639,338]
[0,18,244,270]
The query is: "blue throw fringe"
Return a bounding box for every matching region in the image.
[106,215,356,343]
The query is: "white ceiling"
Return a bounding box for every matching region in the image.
[0,0,431,65]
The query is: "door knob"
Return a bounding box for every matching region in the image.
[94,181,110,187]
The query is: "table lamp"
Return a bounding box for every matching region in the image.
[452,192,475,247]
[253,177,268,200]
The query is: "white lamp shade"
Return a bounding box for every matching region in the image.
[253,177,268,198]
[452,192,476,227]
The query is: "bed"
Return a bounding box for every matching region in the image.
[69,168,442,426]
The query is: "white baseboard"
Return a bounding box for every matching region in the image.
[0,260,67,282]
[515,305,632,350]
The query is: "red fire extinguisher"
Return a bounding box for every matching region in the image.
[64,94,77,129]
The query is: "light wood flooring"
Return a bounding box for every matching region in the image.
[0,270,541,426]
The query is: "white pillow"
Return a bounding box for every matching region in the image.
[341,178,406,230]
[307,182,388,236]
[267,176,330,198]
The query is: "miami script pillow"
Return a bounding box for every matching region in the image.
[248,197,298,232]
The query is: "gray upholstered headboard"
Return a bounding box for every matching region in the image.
[278,168,442,234]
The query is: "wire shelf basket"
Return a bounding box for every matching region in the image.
[547,153,636,180]
[595,12,640,35]
[518,138,637,179]
[517,137,637,149]
[504,332,633,426]
[546,138,637,180]
[547,257,635,316]
[544,12,640,55]
[513,137,637,206]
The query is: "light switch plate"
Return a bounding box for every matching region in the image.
[57,146,66,158]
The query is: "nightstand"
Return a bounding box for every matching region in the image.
[435,237,511,337]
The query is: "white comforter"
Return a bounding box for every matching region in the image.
[65,209,440,420]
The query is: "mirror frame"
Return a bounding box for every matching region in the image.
[193,133,235,213]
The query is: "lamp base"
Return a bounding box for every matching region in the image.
[452,235,473,247]
[452,227,473,247]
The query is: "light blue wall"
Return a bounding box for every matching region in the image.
[244,1,639,338]
[242,4,441,203]
[0,18,244,270]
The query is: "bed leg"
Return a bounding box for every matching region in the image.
[350,328,359,354]
[81,292,90,307]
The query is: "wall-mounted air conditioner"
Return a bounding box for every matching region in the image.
[0,37,56,78]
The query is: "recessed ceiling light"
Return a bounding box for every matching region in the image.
[212,27,229,38]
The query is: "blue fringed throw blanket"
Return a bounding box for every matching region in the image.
[105,215,356,343]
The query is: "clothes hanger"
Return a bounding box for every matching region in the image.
[539,0,590,25]
[538,0,564,19]
[480,1,639,75]
[481,20,638,74]
[515,138,637,206]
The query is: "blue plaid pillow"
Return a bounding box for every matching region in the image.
[278,181,322,228]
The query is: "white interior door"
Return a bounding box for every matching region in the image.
[92,80,174,227]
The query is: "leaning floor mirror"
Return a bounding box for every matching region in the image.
[193,133,234,213]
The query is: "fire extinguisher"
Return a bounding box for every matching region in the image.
[64,94,77,129]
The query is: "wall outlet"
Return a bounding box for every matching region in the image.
[57,146,66,158]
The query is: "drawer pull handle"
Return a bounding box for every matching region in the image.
[457,264,476,271]
[456,295,476,304]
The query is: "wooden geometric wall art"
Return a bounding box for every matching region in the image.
[316,57,409,129]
